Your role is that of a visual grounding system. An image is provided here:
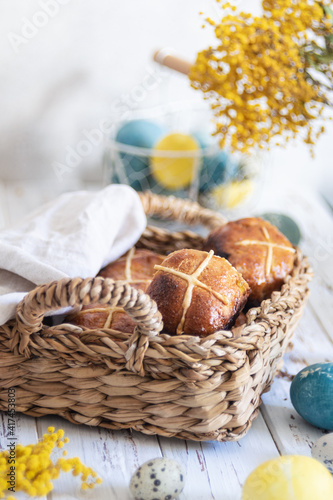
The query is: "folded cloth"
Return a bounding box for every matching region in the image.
[0,184,146,325]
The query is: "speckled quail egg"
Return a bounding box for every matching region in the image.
[129,457,185,500]
[312,433,333,474]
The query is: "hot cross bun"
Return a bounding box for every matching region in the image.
[146,248,250,337]
[67,248,165,331]
[98,247,165,292]
[67,304,136,334]
[203,217,295,305]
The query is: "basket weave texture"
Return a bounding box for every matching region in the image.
[0,192,312,442]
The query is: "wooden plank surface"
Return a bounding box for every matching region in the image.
[159,414,280,500]
[36,418,162,500]
[260,305,333,457]
[0,180,333,500]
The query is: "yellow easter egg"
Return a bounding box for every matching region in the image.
[211,179,254,209]
[242,455,333,500]
[150,133,200,190]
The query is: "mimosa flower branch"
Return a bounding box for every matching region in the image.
[188,0,333,154]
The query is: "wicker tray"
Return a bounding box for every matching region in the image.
[0,192,312,442]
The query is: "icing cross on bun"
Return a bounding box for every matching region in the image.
[203,217,295,304]
[67,247,165,332]
[147,248,250,337]
[67,304,136,334]
[98,247,165,292]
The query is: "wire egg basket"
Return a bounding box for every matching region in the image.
[103,101,265,215]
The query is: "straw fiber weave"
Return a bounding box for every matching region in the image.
[0,192,312,442]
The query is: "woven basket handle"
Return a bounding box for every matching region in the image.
[15,277,163,368]
[139,191,227,229]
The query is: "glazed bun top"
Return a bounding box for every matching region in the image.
[66,304,136,334]
[147,248,250,337]
[203,217,295,304]
[98,247,165,292]
[66,248,165,334]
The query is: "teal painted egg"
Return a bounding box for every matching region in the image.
[114,119,165,191]
[194,133,238,193]
[261,213,301,246]
[290,363,333,430]
[199,151,229,193]
[116,119,165,149]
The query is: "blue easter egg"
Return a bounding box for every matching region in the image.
[290,363,333,430]
[193,133,238,193]
[116,119,165,149]
[199,151,228,192]
[114,120,165,191]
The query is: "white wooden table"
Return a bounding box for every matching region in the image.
[0,178,333,500]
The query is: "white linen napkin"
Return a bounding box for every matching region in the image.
[0,184,147,325]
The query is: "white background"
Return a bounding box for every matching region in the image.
[0,0,332,202]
